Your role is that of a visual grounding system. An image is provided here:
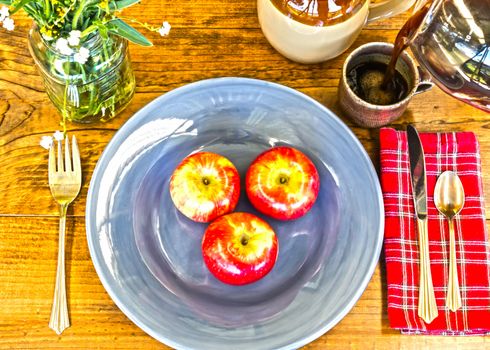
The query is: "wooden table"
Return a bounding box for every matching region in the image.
[1,1,489,349]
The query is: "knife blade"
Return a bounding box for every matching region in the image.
[407,125,438,324]
[407,125,427,219]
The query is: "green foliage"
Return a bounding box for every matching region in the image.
[1,0,158,47]
[10,0,32,14]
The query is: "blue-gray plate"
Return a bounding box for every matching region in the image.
[86,77,384,350]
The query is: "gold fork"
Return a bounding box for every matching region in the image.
[48,135,82,335]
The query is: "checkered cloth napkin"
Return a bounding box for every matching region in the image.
[380,127,490,335]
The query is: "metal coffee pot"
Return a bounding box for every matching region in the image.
[410,0,490,112]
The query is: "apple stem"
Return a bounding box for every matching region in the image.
[241,236,249,246]
[202,178,210,185]
[279,176,288,184]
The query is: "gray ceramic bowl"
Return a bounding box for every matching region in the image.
[86,77,384,350]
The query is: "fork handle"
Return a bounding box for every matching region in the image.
[49,204,70,335]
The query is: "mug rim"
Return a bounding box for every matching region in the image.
[259,0,369,28]
[341,42,421,109]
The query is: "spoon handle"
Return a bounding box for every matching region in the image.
[446,218,462,311]
[417,218,438,323]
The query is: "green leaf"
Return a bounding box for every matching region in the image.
[106,19,152,47]
[10,0,32,14]
[97,23,108,39]
[0,0,13,6]
[109,0,140,11]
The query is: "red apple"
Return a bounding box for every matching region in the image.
[246,146,320,220]
[169,152,240,223]
[202,212,278,285]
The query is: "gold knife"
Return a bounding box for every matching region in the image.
[407,125,438,324]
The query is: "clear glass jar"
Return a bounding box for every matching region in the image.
[28,27,136,123]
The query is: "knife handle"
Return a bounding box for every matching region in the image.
[417,218,438,323]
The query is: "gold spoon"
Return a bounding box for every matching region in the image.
[434,171,465,312]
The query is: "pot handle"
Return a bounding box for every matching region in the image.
[414,66,434,95]
[367,0,418,23]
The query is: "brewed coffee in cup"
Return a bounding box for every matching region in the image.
[346,61,409,105]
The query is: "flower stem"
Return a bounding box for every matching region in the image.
[72,0,86,29]
[117,15,159,31]
[81,24,98,38]
[43,0,51,18]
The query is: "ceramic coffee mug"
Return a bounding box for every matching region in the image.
[338,42,433,128]
[257,0,418,64]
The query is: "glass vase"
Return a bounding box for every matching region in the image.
[27,26,136,124]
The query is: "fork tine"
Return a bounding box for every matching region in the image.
[57,139,63,172]
[48,142,56,179]
[64,136,71,172]
[71,135,81,175]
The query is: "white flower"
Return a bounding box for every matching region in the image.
[0,6,9,22]
[101,107,106,116]
[158,21,171,36]
[55,38,74,55]
[40,136,54,150]
[53,130,65,141]
[74,47,90,64]
[2,17,14,31]
[67,30,81,46]
[53,59,65,75]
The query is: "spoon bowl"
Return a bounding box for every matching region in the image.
[434,170,465,312]
[434,171,465,218]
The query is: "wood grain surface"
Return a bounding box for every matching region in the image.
[0,0,489,349]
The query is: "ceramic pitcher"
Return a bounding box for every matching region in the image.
[258,0,418,63]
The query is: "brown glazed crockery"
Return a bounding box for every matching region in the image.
[339,42,433,128]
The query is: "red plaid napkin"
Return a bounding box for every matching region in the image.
[380,127,490,335]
